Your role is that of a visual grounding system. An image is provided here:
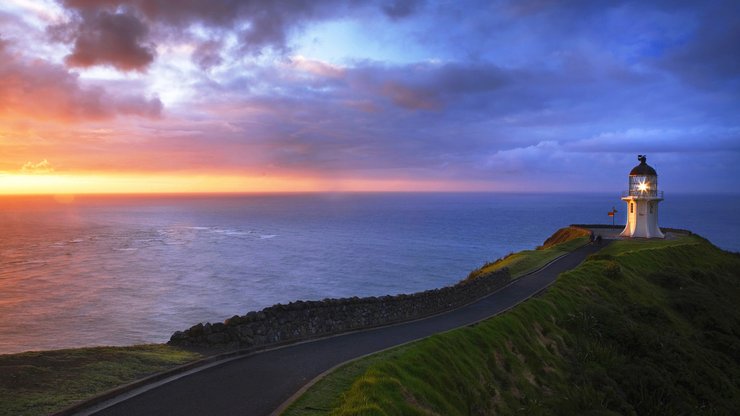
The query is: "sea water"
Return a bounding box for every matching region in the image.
[1,193,738,354]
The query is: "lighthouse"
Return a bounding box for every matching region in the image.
[620,155,665,238]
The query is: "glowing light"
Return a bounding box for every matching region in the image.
[638,181,649,192]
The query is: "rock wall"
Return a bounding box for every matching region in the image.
[169,268,511,349]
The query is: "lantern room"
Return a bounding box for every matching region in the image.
[627,155,659,197]
[620,155,665,238]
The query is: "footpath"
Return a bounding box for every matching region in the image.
[73,242,606,416]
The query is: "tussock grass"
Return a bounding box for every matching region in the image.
[285,234,740,415]
[0,344,201,416]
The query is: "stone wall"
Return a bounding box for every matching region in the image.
[169,268,511,349]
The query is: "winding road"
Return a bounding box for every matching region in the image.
[73,242,606,416]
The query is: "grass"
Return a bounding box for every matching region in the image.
[283,233,740,415]
[540,226,592,249]
[0,344,202,416]
[468,226,590,279]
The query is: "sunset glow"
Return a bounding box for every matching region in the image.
[0,0,737,194]
[0,173,508,195]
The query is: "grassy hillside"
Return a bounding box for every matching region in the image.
[286,235,740,415]
[0,345,201,416]
[467,226,589,279]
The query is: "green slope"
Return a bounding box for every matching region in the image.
[0,345,201,416]
[467,226,589,279]
[286,234,740,415]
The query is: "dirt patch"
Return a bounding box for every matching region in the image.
[401,386,441,415]
[505,340,527,364]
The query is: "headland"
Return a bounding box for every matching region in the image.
[1,226,737,416]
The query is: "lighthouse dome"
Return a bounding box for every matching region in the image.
[629,155,657,176]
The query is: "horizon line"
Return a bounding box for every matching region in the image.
[1,190,738,197]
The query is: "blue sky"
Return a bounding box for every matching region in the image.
[0,0,738,193]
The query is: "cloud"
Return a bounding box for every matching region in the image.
[567,128,740,154]
[382,0,424,19]
[1,0,735,193]
[290,56,345,78]
[61,11,155,71]
[192,40,223,70]
[21,159,55,174]
[339,62,515,113]
[381,81,440,110]
[192,47,738,187]
[0,40,162,122]
[148,22,736,186]
[52,0,434,71]
[53,0,352,70]
[657,2,740,88]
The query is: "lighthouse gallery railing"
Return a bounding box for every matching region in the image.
[622,190,664,198]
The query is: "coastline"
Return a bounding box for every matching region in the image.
[2,226,589,416]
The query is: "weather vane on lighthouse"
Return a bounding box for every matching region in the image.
[620,155,664,238]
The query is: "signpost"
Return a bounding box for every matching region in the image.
[607,206,618,226]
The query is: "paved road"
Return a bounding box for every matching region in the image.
[80,242,605,416]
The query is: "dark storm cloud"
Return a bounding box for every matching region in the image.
[0,39,162,121]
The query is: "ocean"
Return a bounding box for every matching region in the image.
[1,192,738,354]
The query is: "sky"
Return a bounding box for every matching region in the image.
[0,0,738,194]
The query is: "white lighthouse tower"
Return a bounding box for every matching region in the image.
[620,155,665,238]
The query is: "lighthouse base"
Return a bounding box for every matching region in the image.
[620,224,665,239]
[620,197,665,239]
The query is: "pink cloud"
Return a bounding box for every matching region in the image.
[381,81,440,111]
[291,56,345,78]
[0,41,162,122]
